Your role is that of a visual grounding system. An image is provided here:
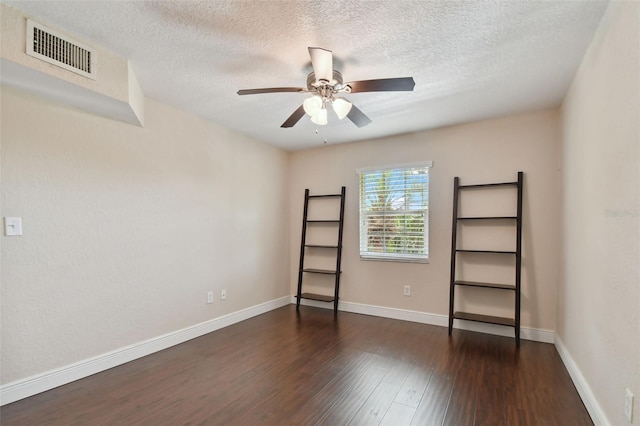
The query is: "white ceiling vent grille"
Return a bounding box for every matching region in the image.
[26,19,96,80]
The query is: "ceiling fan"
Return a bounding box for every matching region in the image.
[237,47,415,128]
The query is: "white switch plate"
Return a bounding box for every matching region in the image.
[221,289,227,300]
[207,291,214,304]
[4,217,23,236]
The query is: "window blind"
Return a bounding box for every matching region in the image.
[358,163,430,262]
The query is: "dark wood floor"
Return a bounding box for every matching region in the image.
[1,305,591,425]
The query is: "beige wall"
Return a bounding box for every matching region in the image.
[0,87,290,384]
[290,109,561,331]
[560,1,640,425]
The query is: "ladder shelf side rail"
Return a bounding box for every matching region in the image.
[296,189,310,310]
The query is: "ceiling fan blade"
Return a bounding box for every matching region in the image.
[308,47,333,83]
[280,105,306,128]
[346,104,372,128]
[346,77,415,93]
[237,87,306,95]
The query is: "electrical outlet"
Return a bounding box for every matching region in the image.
[403,285,411,296]
[625,388,634,423]
[221,289,227,300]
[207,291,214,304]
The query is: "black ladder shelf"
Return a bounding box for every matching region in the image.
[448,172,524,345]
[296,187,346,314]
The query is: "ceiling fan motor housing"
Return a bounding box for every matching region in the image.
[306,70,350,94]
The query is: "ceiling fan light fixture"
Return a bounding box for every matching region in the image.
[303,95,323,117]
[332,97,352,120]
[238,47,415,130]
[311,108,328,125]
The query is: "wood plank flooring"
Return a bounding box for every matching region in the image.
[1,305,592,425]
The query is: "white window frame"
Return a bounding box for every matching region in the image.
[357,161,432,263]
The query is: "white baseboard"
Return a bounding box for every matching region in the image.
[0,295,290,406]
[291,297,555,344]
[554,335,609,426]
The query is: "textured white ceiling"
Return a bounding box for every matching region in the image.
[2,0,608,150]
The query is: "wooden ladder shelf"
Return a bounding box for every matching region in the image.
[296,187,346,314]
[448,172,524,345]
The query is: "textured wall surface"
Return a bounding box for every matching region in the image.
[0,88,290,384]
[289,109,561,331]
[560,2,640,424]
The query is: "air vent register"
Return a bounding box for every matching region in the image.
[26,19,96,79]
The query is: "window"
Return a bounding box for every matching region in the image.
[358,162,431,263]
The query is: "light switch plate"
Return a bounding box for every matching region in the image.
[4,217,23,236]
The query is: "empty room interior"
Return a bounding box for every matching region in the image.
[0,1,638,425]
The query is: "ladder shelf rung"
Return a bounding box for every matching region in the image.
[299,293,335,302]
[306,220,340,223]
[305,244,339,249]
[457,216,518,221]
[458,182,518,189]
[308,194,342,198]
[456,249,517,254]
[453,311,515,327]
[454,280,516,290]
[303,268,339,275]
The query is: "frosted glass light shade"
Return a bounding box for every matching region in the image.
[311,108,328,125]
[332,97,352,120]
[303,96,323,117]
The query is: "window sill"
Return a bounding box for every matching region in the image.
[360,255,429,264]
